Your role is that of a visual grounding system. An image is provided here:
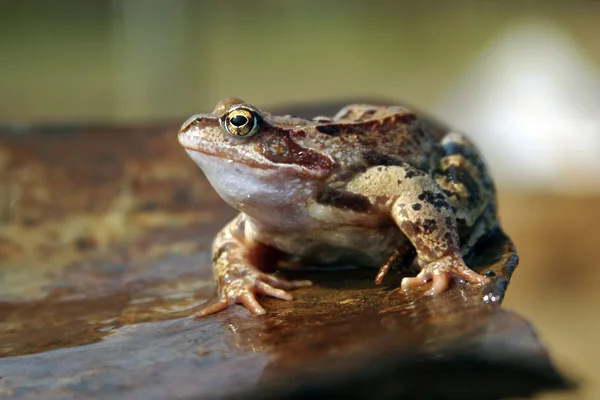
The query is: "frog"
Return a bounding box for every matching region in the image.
[178,98,498,317]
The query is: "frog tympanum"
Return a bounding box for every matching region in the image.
[178,98,497,317]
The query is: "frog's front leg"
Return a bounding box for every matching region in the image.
[194,214,312,318]
[389,167,490,294]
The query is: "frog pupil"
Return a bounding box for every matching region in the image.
[230,115,248,127]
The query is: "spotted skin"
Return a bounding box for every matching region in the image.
[433,132,498,251]
[178,99,498,317]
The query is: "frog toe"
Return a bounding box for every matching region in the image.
[452,265,490,285]
[192,297,231,318]
[239,292,267,315]
[193,287,267,317]
[261,273,312,290]
[424,270,452,295]
[255,281,294,301]
[400,269,433,290]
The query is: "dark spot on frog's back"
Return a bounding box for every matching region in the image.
[395,112,417,124]
[418,190,451,211]
[362,151,403,167]
[421,219,437,234]
[316,187,371,213]
[316,125,340,135]
[405,169,426,179]
[447,165,481,207]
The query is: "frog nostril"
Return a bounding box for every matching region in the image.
[179,114,201,132]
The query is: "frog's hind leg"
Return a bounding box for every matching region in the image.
[432,132,498,254]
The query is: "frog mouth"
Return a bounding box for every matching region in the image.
[178,127,272,171]
[178,119,334,179]
[178,124,290,177]
[177,118,249,162]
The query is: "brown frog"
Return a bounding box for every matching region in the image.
[178,98,497,317]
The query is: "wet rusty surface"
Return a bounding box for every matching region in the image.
[0,109,571,399]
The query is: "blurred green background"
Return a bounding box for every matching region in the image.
[2,0,600,123]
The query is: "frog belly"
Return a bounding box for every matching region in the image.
[255,224,410,269]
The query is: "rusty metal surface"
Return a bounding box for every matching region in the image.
[0,116,570,399]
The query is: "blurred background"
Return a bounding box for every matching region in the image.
[1,1,599,398]
[2,0,600,193]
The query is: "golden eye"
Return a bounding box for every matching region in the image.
[223,107,258,137]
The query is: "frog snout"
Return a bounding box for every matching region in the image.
[179,114,203,133]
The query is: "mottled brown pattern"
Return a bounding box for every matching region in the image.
[177,99,500,316]
[260,130,335,171]
[417,190,452,211]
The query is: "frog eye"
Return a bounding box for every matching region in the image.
[223,107,258,138]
